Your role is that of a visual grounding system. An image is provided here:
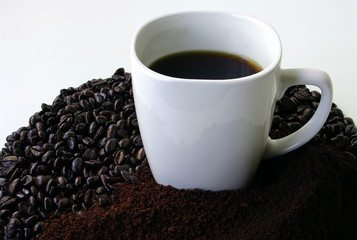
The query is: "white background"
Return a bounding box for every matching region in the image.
[0,0,356,146]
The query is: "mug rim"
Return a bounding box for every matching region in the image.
[131,10,282,83]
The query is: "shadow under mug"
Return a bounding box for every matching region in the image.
[131,11,333,191]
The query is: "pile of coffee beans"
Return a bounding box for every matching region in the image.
[0,68,147,239]
[0,67,356,239]
[271,85,357,155]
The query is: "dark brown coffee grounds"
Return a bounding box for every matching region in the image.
[38,142,357,240]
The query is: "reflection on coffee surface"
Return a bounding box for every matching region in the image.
[149,50,262,79]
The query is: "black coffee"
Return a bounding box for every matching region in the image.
[148,50,262,79]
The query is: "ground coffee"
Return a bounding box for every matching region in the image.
[38,143,357,240]
[37,71,357,240]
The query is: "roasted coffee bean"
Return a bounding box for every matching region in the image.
[129,157,137,166]
[5,217,21,238]
[43,197,54,212]
[23,215,39,227]
[29,114,41,127]
[113,67,125,76]
[326,115,340,124]
[62,130,76,140]
[29,186,37,197]
[74,176,83,188]
[117,119,126,130]
[36,165,49,175]
[34,175,46,188]
[102,101,113,110]
[106,124,118,139]
[100,174,109,185]
[21,188,30,196]
[36,122,46,139]
[118,138,131,148]
[12,140,22,156]
[8,178,20,195]
[88,122,97,135]
[94,92,106,104]
[330,108,344,118]
[56,176,68,189]
[280,96,295,110]
[79,100,91,111]
[10,211,22,220]
[95,186,106,195]
[0,178,6,187]
[98,195,110,207]
[0,209,11,219]
[41,150,54,164]
[4,164,17,178]
[296,105,310,115]
[37,190,45,203]
[32,221,44,234]
[108,169,118,177]
[31,146,44,157]
[72,157,84,173]
[132,135,143,147]
[100,174,115,192]
[67,137,77,151]
[114,150,125,165]
[65,104,77,113]
[45,179,55,192]
[287,122,303,131]
[344,117,355,126]
[57,198,71,210]
[3,155,18,162]
[104,138,118,154]
[302,108,315,120]
[131,118,139,127]
[120,170,131,183]
[97,166,109,176]
[95,115,108,125]
[94,126,105,140]
[117,129,130,138]
[76,122,87,134]
[28,195,36,207]
[29,162,39,175]
[129,175,140,185]
[86,176,101,188]
[84,189,94,206]
[16,192,26,199]
[310,90,321,102]
[96,137,106,148]
[106,176,122,184]
[294,89,310,101]
[82,137,95,146]
[84,160,102,168]
[9,168,20,184]
[346,125,357,136]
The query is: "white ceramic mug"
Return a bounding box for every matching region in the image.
[131,11,333,191]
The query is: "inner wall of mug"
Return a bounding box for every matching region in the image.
[134,12,281,74]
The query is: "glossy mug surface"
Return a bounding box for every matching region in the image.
[131,11,333,191]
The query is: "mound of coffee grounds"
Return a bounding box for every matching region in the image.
[39,143,357,240]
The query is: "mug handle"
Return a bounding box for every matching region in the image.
[263,68,333,159]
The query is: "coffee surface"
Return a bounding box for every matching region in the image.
[148,50,262,79]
